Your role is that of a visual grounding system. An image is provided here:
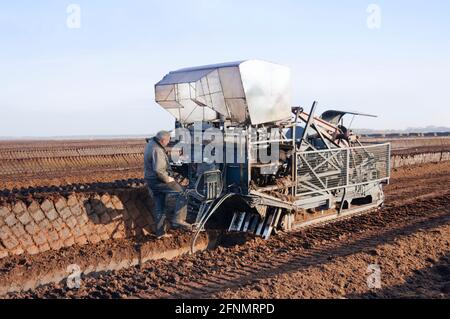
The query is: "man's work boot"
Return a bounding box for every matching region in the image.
[171,220,193,231]
[156,233,173,240]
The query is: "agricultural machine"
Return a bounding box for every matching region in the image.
[154,60,391,248]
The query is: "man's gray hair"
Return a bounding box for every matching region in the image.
[155,130,170,141]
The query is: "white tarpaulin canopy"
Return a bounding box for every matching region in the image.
[154,60,292,125]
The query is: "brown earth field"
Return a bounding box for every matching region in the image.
[0,139,145,190]
[2,160,449,299]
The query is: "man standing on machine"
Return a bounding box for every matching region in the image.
[144,131,192,239]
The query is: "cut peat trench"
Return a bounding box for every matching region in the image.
[0,231,214,296]
[0,230,250,296]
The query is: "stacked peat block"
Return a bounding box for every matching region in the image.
[0,188,155,259]
[391,151,450,168]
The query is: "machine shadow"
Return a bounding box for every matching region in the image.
[83,188,157,241]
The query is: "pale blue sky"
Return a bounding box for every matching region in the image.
[1,0,449,137]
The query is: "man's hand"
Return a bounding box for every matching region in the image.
[167,177,175,183]
[180,178,189,187]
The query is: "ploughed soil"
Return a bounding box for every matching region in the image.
[0,139,145,190]
[3,161,449,299]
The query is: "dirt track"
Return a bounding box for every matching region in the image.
[4,161,450,299]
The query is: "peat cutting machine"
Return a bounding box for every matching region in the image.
[154,60,391,249]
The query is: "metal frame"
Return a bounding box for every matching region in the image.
[296,143,390,197]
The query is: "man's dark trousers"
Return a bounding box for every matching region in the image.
[146,179,187,236]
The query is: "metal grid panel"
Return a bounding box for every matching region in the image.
[296,144,390,196]
[347,143,390,185]
[296,148,348,196]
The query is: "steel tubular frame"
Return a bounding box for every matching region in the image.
[296,143,390,197]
